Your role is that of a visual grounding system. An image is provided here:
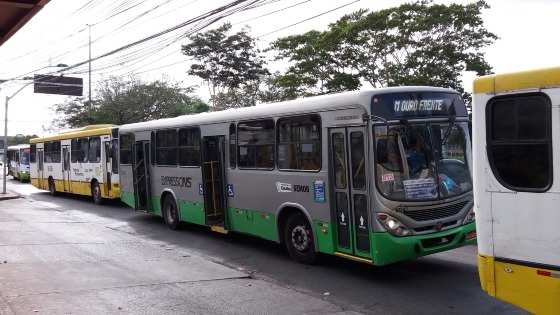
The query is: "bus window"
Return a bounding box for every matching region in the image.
[229,123,236,168]
[88,137,101,163]
[156,129,178,166]
[111,139,119,174]
[21,149,30,165]
[30,144,36,163]
[80,138,89,163]
[277,115,321,171]
[238,119,274,169]
[45,141,61,163]
[487,93,552,191]
[71,139,80,163]
[119,134,133,164]
[350,132,366,189]
[332,133,347,189]
[178,127,200,167]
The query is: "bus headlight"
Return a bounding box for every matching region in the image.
[377,213,411,237]
[462,207,475,225]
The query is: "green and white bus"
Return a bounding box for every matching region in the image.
[7,144,30,182]
[118,87,476,265]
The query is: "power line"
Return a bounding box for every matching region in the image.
[233,0,311,25]
[257,0,359,38]
[57,0,270,73]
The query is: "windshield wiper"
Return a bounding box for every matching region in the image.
[441,115,456,145]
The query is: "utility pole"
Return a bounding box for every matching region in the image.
[88,24,92,117]
[3,95,8,193]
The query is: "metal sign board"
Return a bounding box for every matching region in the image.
[33,74,83,96]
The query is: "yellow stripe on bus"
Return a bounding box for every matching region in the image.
[30,178,120,199]
[478,255,560,315]
[473,66,560,94]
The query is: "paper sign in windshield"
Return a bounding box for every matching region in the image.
[403,178,437,199]
[382,173,395,182]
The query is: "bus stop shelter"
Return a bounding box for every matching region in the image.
[1,0,49,197]
[0,0,49,47]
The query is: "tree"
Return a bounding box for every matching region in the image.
[182,23,268,109]
[271,1,496,97]
[53,76,209,128]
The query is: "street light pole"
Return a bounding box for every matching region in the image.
[2,80,33,194]
[88,24,92,116]
[1,63,67,194]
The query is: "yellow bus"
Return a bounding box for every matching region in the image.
[30,125,120,203]
[473,67,560,314]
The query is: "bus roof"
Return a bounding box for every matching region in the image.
[473,66,560,94]
[7,144,30,150]
[119,87,456,133]
[30,124,115,144]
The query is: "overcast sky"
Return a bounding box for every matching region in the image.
[0,0,558,136]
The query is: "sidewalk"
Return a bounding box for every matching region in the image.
[0,174,21,201]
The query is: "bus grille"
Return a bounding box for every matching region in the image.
[404,201,469,221]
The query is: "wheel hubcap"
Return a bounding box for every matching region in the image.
[291,225,309,252]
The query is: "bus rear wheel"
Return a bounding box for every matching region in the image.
[48,178,56,196]
[284,213,316,264]
[163,195,180,230]
[91,181,103,205]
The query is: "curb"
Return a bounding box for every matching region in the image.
[0,192,21,201]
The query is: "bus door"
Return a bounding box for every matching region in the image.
[102,141,111,196]
[62,145,71,192]
[329,127,371,259]
[132,141,151,211]
[37,148,44,189]
[201,135,227,227]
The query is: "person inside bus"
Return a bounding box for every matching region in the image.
[376,137,405,195]
[406,131,430,178]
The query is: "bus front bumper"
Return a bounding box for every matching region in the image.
[478,255,560,314]
[372,222,476,266]
[18,172,30,181]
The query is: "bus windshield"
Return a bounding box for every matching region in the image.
[375,122,471,201]
[21,150,30,165]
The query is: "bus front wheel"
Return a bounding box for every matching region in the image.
[163,195,180,230]
[284,213,317,264]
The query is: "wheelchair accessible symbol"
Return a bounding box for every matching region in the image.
[227,184,234,197]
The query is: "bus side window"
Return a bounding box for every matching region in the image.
[30,144,36,163]
[80,138,89,163]
[88,137,101,163]
[71,139,80,163]
[119,134,133,164]
[156,129,178,166]
[277,115,321,171]
[111,139,119,174]
[237,119,275,169]
[178,127,200,167]
[229,123,236,168]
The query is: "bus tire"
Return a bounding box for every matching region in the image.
[163,195,180,230]
[91,181,103,205]
[48,178,57,196]
[284,213,316,264]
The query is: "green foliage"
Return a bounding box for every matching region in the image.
[270,0,496,97]
[182,23,268,108]
[7,135,38,146]
[53,76,209,128]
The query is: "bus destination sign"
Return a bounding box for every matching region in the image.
[372,92,467,120]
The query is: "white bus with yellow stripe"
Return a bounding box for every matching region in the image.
[29,125,120,203]
[473,67,560,314]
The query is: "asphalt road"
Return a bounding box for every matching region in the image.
[1,179,525,314]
